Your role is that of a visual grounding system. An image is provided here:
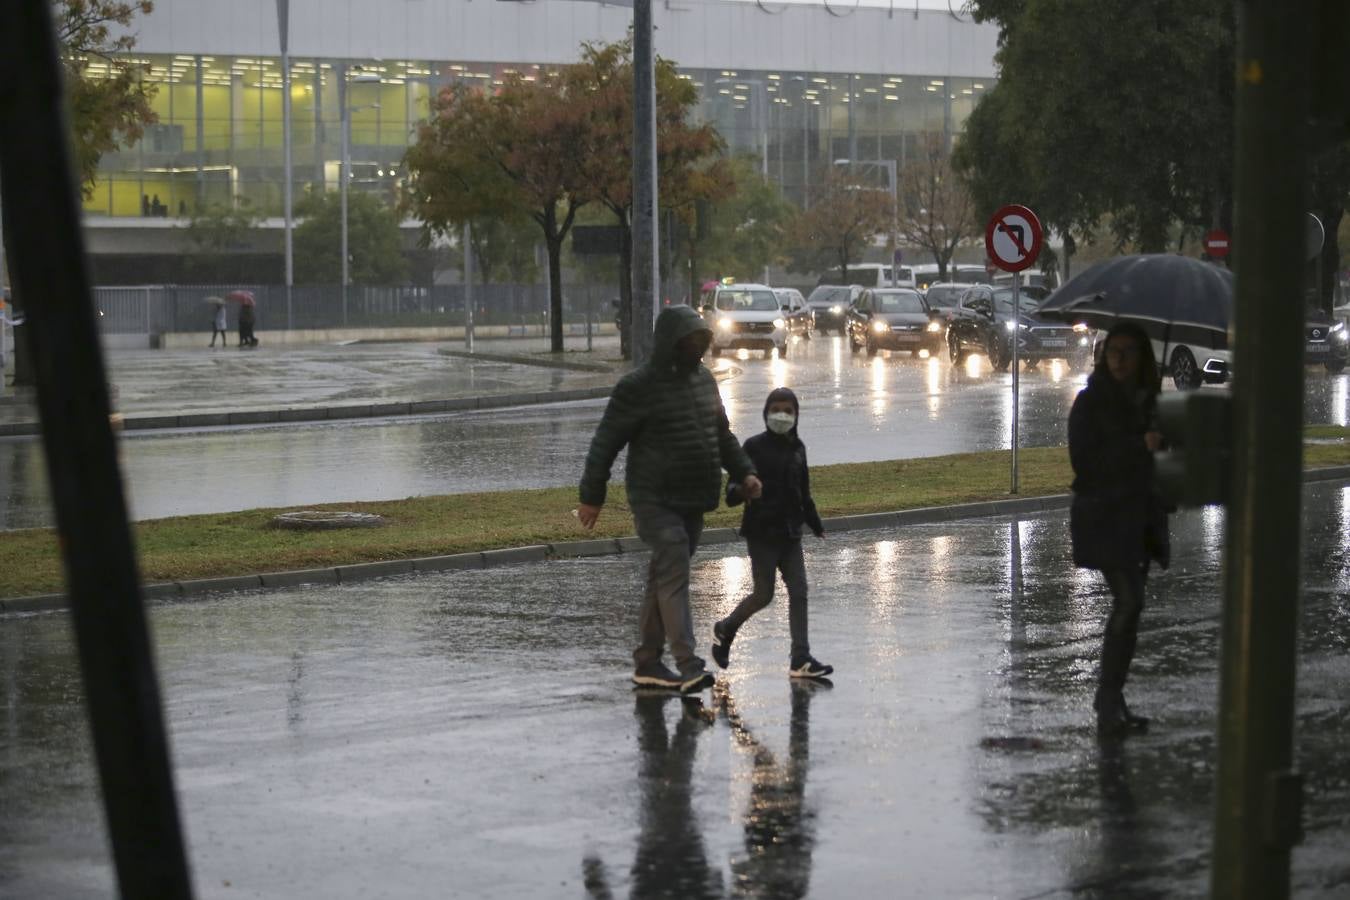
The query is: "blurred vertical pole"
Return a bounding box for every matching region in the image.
[1211,2,1311,897]
[463,221,474,352]
[277,0,294,330]
[0,2,194,897]
[339,63,350,327]
[631,0,659,364]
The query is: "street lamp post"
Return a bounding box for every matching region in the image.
[339,65,380,327]
[275,0,293,331]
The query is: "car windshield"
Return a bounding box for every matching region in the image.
[715,289,779,312]
[925,286,962,308]
[992,288,1042,313]
[874,291,926,313]
[807,286,852,306]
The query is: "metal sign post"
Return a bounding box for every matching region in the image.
[985,204,1043,495]
[1011,270,1020,491]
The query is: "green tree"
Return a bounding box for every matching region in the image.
[465,215,539,286]
[404,73,596,352]
[691,156,797,287]
[186,200,262,255]
[786,167,892,283]
[294,190,408,285]
[958,0,1234,254]
[55,0,158,197]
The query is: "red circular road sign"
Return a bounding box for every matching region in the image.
[985,205,1043,273]
[1204,228,1231,258]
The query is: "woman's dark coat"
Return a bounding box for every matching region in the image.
[1068,372,1169,570]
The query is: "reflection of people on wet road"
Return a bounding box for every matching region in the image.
[714,387,833,680]
[715,680,823,898]
[582,692,722,900]
[578,306,761,695]
[1068,322,1169,737]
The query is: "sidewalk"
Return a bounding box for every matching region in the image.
[4,484,1348,897]
[0,335,625,434]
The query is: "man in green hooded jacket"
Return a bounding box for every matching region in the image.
[579,306,761,694]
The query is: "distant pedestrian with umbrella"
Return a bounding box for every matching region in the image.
[228,290,258,348]
[206,296,228,348]
[1068,320,1170,737]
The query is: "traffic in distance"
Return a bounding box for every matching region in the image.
[695,266,1348,390]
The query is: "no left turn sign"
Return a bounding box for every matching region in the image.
[985,205,1043,273]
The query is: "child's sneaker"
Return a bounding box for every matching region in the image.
[789,655,834,679]
[710,620,735,669]
[632,662,681,690]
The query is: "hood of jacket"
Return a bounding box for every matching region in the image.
[652,305,713,371]
[762,386,801,439]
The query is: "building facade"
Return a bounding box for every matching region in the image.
[88,0,999,220]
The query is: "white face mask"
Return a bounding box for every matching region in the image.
[766,411,796,435]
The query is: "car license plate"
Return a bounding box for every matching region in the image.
[1308,343,1328,353]
[892,332,919,341]
[1040,339,1067,348]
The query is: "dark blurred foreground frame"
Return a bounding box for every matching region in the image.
[0,2,194,898]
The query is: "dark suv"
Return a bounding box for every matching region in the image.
[947,284,1093,371]
[806,285,861,335]
[1305,307,1349,373]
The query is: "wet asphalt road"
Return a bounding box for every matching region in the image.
[2,484,1348,898]
[5,334,1350,529]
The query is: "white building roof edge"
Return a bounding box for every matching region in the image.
[124,0,999,79]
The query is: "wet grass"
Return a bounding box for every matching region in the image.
[3,443,1350,599]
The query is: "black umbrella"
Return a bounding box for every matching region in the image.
[1040,254,1233,349]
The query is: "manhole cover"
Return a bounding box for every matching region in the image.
[271,510,387,530]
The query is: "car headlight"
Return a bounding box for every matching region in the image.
[829,305,843,314]
[717,318,733,332]
[1334,322,1347,340]
[773,318,786,330]
[1073,323,1089,333]
[872,319,889,334]
[1079,337,1090,346]
[1004,320,1017,332]
[926,321,941,333]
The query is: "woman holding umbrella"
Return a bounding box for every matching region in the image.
[228,290,258,348]
[1068,321,1169,738]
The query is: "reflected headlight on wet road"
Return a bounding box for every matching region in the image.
[926,321,941,332]
[872,320,889,334]
[717,318,734,331]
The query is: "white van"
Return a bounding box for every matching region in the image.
[820,263,915,289]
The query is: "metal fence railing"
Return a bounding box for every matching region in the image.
[92,283,622,335]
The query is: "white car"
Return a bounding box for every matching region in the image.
[1092,330,1231,390]
[701,283,788,358]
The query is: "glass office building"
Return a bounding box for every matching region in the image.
[83,1,997,220]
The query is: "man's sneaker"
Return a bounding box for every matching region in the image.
[632,662,681,690]
[789,655,834,679]
[710,621,735,670]
[680,668,716,695]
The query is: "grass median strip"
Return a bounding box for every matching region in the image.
[4,442,1350,600]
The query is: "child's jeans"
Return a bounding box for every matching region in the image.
[721,536,809,659]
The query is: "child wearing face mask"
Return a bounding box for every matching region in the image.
[712,387,832,679]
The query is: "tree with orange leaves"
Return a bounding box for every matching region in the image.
[568,41,730,358]
[404,72,597,352]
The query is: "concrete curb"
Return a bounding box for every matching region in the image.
[437,348,617,374]
[8,470,1350,615]
[0,386,616,437]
